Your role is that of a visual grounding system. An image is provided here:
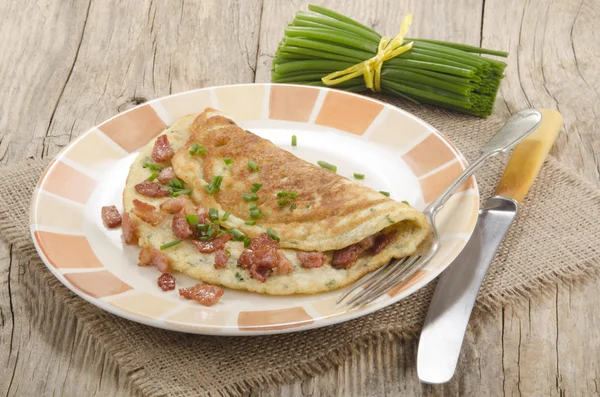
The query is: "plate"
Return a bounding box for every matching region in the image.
[30,84,478,335]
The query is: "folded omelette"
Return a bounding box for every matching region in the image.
[123,108,430,295]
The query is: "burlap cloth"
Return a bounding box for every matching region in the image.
[1,99,600,397]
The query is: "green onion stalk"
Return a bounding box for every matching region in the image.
[271,4,508,117]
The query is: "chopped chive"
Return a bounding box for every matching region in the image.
[235,271,244,281]
[277,191,288,198]
[379,191,390,197]
[278,199,289,208]
[317,160,337,172]
[229,228,246,241]
[245,220,256,225]
[243,238,252,248]
[205,224,216,239]
[226,250,231,256]
[306,203,311,208]
[197,223,209,231]
[221,211,231,221]
[213,220,220,227]
[242,193,258,201]
[160,240,181,250]
[291,135,297,146]
[169,178,185,189]
[147,172,159,181]
[209,208,219,221]
[249,203,259,211]
[143,159,163,172]
[185,214,199,226]
[217,228,227,235]
[197,146,207,155]
[290,203,296,211]
[353,173,365,180]
[171,189,191,197]
[289,192,298,199]
[251,183,263,193]
[248,160,259,171]
[401,200,410,205]
[267,227,280,242]
[189,143,200,155]
[203,175,223,195]
[224,158,234,165]
[250,208,262,219]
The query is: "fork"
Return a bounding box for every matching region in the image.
[337,109,543,308]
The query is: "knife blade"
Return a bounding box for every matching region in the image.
[417,109,563,384]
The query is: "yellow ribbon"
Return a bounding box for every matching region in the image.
[321,14,414,92]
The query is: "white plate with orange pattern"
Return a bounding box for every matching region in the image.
[30,84,478,335]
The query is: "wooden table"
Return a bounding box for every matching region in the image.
[1,0,599,395]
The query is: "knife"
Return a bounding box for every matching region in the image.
[417,109,563,384]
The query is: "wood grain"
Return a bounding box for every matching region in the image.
[1,0,599,395]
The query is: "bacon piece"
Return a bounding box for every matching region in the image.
[331,245,362,269]
[138,246,169,272]
[237,233,283,282]
[101,205,122,228]
[192,234,233,253]
[179,283,224,306]
[121,213,138,245]
[151,135,174,163]
[197,208,211,225]
[358,235,376,251]
[172,210,193,240]
[371,230,398,254]
[160,196,196,214]
[135,180,170,198]
[157,166,176,183]
[132,199,167,226]
[157,273,176,291]
[297,252,328,269]
[276,252,294,275]
[214,248,228,269]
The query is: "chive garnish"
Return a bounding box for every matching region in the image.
[172,189,191,197]
[317,160,337,172]
[185,214,199,226]
[224,158,233,165]
[160,240,181,250]
[226,250,231,256]
[209,208,219,221]
[249,203,258,211]
[291,135,297,146]
[229,228,246,241]
[169,178,185,190]
[277,199,289,208]
[353,173,365,180]
[205,224,216,239]
[197,223,209,231]
[277,191,288,198]
[248,160,259,171]
[379,191,390,197]
[143,159,163,172]
[203,175,223,195]
[290,203,296,211]
[401,200,410,205]
[245,220,256,226]
[251,183,263,193]
[267,228,280,242]
[243,238,252,248]
[242,193,258,201]
[189,143,200,155]
[221,211,231,221]
[289,192,298,199]
[197,146,207,155]
[249,208,262,219]
[147,172,159,181]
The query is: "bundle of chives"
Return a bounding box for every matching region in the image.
[271,5,508,117]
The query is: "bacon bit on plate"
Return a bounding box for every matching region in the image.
[121,213,138,245]
[160,196,196,214]
[296,252,328,268]
[101,205,122,228]
[132,199,167,226]
[157,273,176,291]
[138,246,169,272]
[237,233,286,282]
[192,233,233,253]
[172,210,192,240]
[179,283,224,306]
[151,134,174,163]
[276,252,294,274]
[214,248,228,269]
[157,166,176,183]
[134,180,170,198]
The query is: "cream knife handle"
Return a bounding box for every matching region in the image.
[417,109,562,384]
[495,109,563,202]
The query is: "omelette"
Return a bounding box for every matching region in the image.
[122,108,430,295]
